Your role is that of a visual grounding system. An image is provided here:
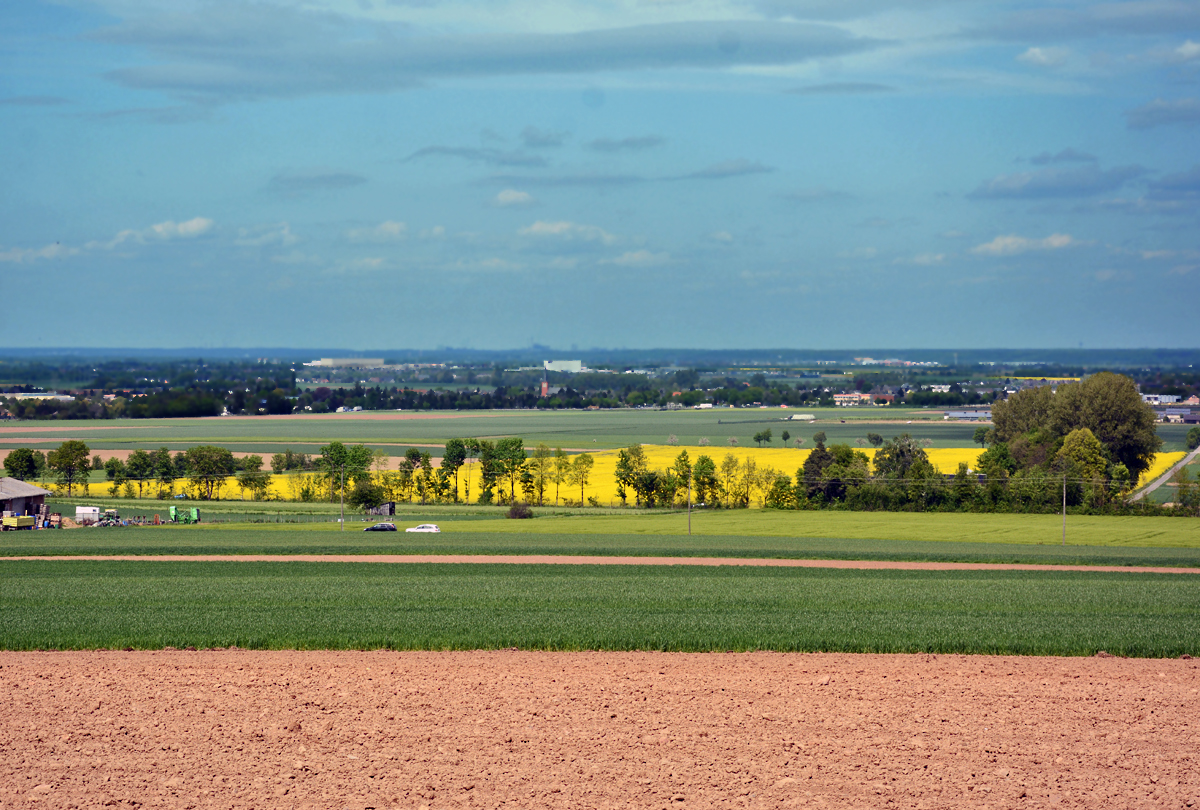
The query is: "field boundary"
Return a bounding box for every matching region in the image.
[7,553,1200,574]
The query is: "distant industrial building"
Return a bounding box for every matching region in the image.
[304,358,386,368]
[544,360,584,373]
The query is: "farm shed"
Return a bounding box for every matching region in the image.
[0,477,51,516]
[944,410,992,421]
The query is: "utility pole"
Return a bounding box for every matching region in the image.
[1062,474,1066,546]
[687,476,692,536]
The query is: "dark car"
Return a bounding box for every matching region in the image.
[363,522,397,532]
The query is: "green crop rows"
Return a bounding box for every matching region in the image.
[5,525,1200,568]
[2,561,1196,657]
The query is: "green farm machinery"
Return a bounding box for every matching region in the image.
[169,506,200,524]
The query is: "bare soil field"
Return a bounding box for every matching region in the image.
[1,650,1195,809]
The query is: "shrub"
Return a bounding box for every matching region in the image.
[507,502,534,519]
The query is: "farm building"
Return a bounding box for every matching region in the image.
[833,392,874,406]
[944,410,992,421]
[0,478,51,516]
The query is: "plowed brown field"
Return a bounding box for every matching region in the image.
[2,650,1196,809]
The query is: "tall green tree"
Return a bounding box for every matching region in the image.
[672,450,692,507]
[691,455,718,505]
[441,438,467,502]
[1054,373,1162,483]
[551,448,570,506]
[871,434,930,482]
[994,373,1161,483]
[184,445,237,500]
[125,449,154,497]
[4,448,37,481]
[614,445,647,506]
[800,441,833,499]
[529,443,553,506]
[476,440,501,504]
[461,439,481,503]
[818,444,871,502]
[495,437,526,503]
[316,442,374,503]
[47,440,91,496]
[104,456,128,497]
[151,447,175,497]
[1055,427,1108,482]
[992,386,1056,442]
[568,453,594,505]
[236,455,272,500]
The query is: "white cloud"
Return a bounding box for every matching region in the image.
[88,216,214,249]
[1016,46,1068,67]
[709,231,734,242]
[235,222,297,247]
[151,217,212,239]
[518,220,616,244]
[0,243,81,263]
[4,216,213,262]
[602,250,671,267]
[93,13,881,102]
[420,225,446,239]
[1176,40,1200,61]
[346,221,407,242]
[494,189,536,207]
[971,233,1074,256]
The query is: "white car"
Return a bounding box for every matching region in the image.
[405,523,441,533]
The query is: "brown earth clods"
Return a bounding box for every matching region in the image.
[2,651,1197,809]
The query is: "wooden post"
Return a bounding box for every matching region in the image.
[687,477,692,536]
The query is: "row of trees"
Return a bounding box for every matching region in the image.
[342,439,597,509]
[3,443,272,500]
[609,434,1183,515]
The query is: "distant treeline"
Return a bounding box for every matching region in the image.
[3,378,997,420]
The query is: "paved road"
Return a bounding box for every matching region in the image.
[1130,443,1200,502]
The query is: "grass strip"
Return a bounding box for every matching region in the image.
[4,526,1200,568]
[2,561,1196,657]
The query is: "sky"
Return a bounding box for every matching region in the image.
[1,0,1198,351]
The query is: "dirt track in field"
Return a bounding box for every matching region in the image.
[6,554,1200,575]
[1,650,1196,809]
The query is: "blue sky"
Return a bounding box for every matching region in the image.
[1,0,1198,350]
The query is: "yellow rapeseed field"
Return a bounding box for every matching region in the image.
[72,445,1187,507]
